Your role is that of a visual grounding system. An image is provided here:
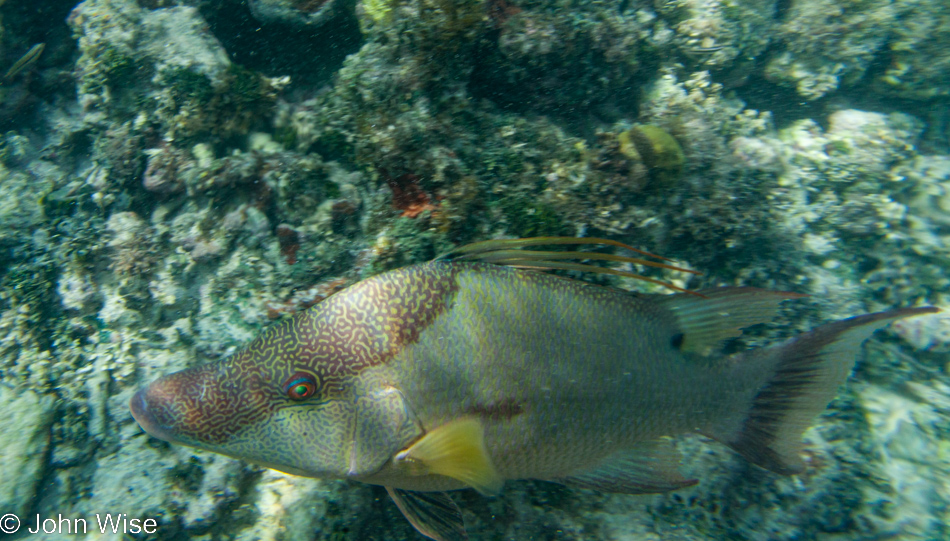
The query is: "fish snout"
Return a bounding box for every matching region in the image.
[129,387,169,440]
[130,386,179,443]
[128,361,267,447]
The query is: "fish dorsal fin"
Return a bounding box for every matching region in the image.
[386,487,468,541]
[660,287,807,355]
[437,236,702,294]
[555,438,697,494]
[394,417,503,496]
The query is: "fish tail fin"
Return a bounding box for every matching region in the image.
[707,307,938,475]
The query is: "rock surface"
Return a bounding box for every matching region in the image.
[0,385,54,519]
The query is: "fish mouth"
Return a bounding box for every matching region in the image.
[130,387,177,443]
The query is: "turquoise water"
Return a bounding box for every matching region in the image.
[0,0,948,539]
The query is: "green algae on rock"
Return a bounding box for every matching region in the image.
[620,124,686,187]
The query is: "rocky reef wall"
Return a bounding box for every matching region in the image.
[0,0,948,538]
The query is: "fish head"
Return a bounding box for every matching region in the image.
[128,272,446,479]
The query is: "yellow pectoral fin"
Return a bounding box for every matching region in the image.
[395,417,503,496]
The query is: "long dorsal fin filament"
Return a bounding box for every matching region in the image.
[438,236,701,295]
[439,236,676,262]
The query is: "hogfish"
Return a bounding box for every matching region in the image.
[130,237,937,539]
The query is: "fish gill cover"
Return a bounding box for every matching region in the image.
[0,0,948,539]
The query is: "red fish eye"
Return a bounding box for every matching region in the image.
[283,372,317,401]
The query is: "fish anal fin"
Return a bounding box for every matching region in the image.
[386,487,467,541]
[394,417,503,496]
[556,439,697,494]
[711,306,940,475]
[661,287,807,355]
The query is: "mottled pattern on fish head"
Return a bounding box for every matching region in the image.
[131,263,460,479]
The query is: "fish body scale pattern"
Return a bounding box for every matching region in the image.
[388,263,724,482]
[146,260,737,487]
[154,264,459,445]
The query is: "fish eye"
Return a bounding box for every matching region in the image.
[670,333,684,350]
[283,372,317,401]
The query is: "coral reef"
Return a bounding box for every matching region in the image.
[764,0,950,100]
[469,4,644,113]
[69,0,286,142]
[763,0,891,100]
[878,2,950,100]
[0,0,947,539]
[657,0,777,71]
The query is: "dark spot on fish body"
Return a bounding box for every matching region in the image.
[671,333,684,350]
[467,399,525,421]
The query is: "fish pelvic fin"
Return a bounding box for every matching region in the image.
[660,287,807,355]
[710,306,939,475]
[555,438,697,494]
[394,417,503,496]
[386,487,468,541]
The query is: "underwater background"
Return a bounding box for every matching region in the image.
[0,0,949,539]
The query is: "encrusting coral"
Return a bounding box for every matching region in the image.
[0,0,946,538]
